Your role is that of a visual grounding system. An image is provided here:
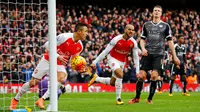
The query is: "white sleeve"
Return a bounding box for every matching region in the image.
[92,39,115,64]
[132,39,140,74]
[43,33,68,58]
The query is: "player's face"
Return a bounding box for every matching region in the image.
[179,37,184,44]
[153,7,162,18]
[78,26,88,40]
[125,26,134,38]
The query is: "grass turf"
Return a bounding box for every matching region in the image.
[1,92,200,112]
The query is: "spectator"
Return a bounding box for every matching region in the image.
[0,3,199,84]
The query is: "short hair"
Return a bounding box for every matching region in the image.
[177,34,184,39]
[154,5,163,12]
[75,23,88,32]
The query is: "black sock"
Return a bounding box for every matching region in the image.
[148,80,157,100]
[157,80,162,91]
[135,79,144,99]
[170,80,174,94]
[183,80,187,93]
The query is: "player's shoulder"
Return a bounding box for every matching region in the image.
[174,43,178,48]
[58,33,73,38]
[112,34,123,41]
[160,21,170,26]
[57,33,73,41]
[130,37,137,43]
[56,33,74,44]
[143,21,151,26]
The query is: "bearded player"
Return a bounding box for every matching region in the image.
[88,24,140,105]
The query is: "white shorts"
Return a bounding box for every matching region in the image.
[32,57,67,79]
[107,54,125,78]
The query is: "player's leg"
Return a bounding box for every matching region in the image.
[36,66,68,109]
[38,76,62,100]
[87,67,102,87]
[111,68,124,105]
[180,66,190,96]
[129,55,150,104]
[10,77,41,110]
[40,71,67,100]
[181,74,190,96]
[10,57,48,110]
[157,76,163,94]
[157,69,163,94]
[147,70,158,104]
[169,64,176,96]
[128,70,146,104]
[147,55,163,104]
[88,74,111,86]
[88,57,119,87]
[169,75,175,96]
[106,57,125,105]
[94,76,111,85]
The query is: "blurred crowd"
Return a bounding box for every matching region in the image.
[0,3,199,84]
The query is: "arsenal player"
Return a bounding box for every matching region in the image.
[10,23,88,110]
[88,24,140,105]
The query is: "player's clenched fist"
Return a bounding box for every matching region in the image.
[58,55,69,65]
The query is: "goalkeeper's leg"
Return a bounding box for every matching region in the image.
[35,71,67,109]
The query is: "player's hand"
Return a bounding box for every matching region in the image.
[136,73,140,78]
[141,48,148,56]
[173,56,180,65]
[58,55,68,65]
[90,63,96,70]
[163,60,167,64]
[78,66,87,73]
[176,65,180,69]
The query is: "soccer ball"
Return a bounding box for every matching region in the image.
[71,56,86,71]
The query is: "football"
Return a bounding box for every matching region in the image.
[71,55,87,71]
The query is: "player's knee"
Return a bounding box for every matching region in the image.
[29,78,40,87]
[57,72,67,84]
[138,70,146,80]
[110,77,116,86]
[58,77,66,84]
[110,82,115,86]
[151,70,158,80]
[114,69,123,79]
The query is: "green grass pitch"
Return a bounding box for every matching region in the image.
[1,92,200,112]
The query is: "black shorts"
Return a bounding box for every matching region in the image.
[140,54,164,72]
[171,63,186,76]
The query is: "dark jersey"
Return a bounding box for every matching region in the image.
[141,21,172,55]
[174,43,186,64]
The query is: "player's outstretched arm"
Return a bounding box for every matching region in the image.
[92,41,114,65]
